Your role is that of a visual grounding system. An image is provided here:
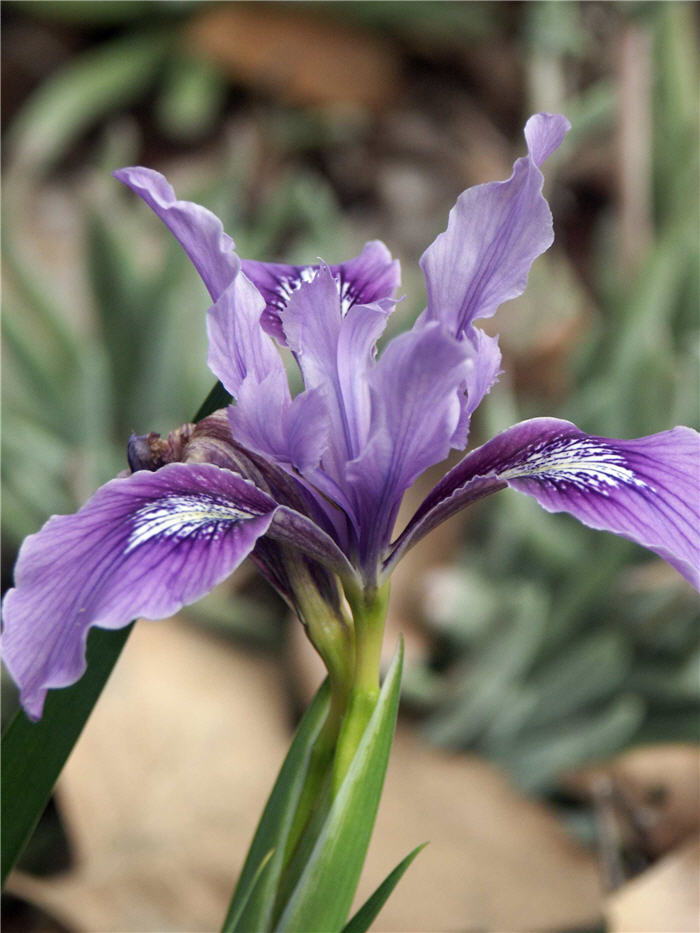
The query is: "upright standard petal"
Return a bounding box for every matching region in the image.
[206,271,288,399]
[419,113,571,338]
[242,240,400,343]
[282,267,390,473]
[114,167,238,301]
[448,326,503,451]
[204,270,326,473]
[228,376,329,475]
[2,464,279,719]
[390,418,700,589]
[347,321,471,573]
[462,328,502,420]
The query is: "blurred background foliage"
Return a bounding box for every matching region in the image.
[2,0,698,911]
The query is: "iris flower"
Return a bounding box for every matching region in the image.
[3,114,698,721]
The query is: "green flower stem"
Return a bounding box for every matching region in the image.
[273,570,391,881]
[278,554,355,866]
[285,553,355,702]
[332,582,390,794]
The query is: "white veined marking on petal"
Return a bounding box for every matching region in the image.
[276,267,355,316]
[338,278,355,316]
[125,494,253,554]
[276,267,317,305]
[500,436,653,497]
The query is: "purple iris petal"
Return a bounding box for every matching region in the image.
[216,434,354,560]
[462,327,502,419]
[113,168,399,342]
[206,270,286,398]
[2,459,359,720]
[205,270,329,474]
[347,321,471,570]
[113,167,238,301]
[390,418,700,589]
[448,326,503,450]
[12,112,697,722]
[268,506,357,582]
[335,299,395,456]
[525,112,571,166]
[282,268,391,475]
[228,378,329,475]
[177,427,357,579]
[1,464,279,720]
[419,112,570,338]
[242,240,400,344]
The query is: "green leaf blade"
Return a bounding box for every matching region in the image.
[194,381,233,422]
[224,848,275,933]
[222,680,331,933]
[341,843,428,933]
[8,31,170,174]
[276,640,404,933]
[1,625,132,885]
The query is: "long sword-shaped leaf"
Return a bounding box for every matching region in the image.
[276,640,404,933]
[196,381,233,420]
[1,382,229,887]
[1,624,132,884]
[224,848,275,933]
[341,843,428,933]
[223,679,331,932]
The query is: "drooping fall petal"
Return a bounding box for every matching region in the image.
[2,464,279,719]
[390,418,700,589]
[2,459,359,720]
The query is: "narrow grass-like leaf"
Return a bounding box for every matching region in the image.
[276,640,404,933]
[7,31,170,173]
[1,624,132,885]
[224,848,274,933]
[503,694,645,793]
[1,385,228,887]
[2,311,67,408]
[155,54,226,142]
[341,842,427,933]
[2,231,80,374]
[222,680,330,932]
[195,381,233,422]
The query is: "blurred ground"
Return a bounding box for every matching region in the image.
[2,1,699,931]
